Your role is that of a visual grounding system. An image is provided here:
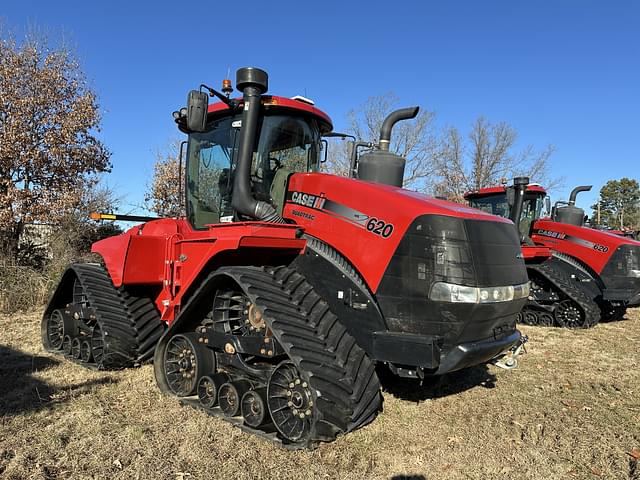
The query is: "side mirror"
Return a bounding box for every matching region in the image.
[321,139,328,163]
[187,90,208,132]
[544,196,551,216]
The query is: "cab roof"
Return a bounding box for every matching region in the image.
[205,95,333,133]
[464,184,547,199]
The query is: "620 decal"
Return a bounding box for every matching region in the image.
[366,217,394,238]
[593,244,609,253]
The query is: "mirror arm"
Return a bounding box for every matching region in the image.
[200,84,238,109]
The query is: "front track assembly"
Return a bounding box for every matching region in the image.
[42,263,165,370]
[154,266,383,449]
[521,258,600,328]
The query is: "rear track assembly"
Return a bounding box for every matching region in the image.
[42,264,165,369]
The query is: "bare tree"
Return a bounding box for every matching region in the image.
[145,140,185,217]
[0,29,111,260]
[432,117,560,202]
[325,93,439,190]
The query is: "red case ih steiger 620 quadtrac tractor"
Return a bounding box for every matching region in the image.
[465,178,640,328]
[43,68,530,448]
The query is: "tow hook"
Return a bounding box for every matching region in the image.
[492,335,528,370]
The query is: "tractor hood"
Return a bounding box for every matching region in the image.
[283,172,523,292]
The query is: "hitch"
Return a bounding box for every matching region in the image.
[492,335,528,370]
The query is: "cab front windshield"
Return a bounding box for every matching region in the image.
[469,192,547,236]
[186,113,321,229]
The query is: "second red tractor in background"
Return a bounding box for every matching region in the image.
[465,178,640,327]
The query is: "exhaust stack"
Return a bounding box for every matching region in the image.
[568,185,592,205]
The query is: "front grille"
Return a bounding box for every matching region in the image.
[376,214,527,346]
[600,244,640,301]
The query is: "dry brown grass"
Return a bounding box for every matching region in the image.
[1,309,639,480]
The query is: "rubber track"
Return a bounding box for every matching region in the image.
[224,265,383,447]
[67,264,164,368]
[527,258,600,328]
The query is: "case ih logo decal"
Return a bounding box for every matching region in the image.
[290,191,326,210]
[536,229,609,253]
[536,229,566,240]
[287,191,394,238]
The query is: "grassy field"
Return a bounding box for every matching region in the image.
[1,309,639,480]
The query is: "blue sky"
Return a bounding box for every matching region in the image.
[3,1,639,214]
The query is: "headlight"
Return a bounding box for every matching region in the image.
[630,270,640,278]
[429,281,530,304]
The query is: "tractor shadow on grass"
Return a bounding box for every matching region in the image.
[377,364,496,403]
[0,344,116,417]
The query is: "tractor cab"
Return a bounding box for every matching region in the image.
[176,80,332,229]
[464,183,549,239]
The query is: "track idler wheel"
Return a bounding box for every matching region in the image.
[241,388,270,428]
[218,380,251,417]
[44,309,66,350]
[163,333,215,397]
[267,361,315,443]
[555,299,584,328]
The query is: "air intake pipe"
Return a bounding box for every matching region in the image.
[357,106,419,187]
[568,185,592,205]
[231,67,284,223]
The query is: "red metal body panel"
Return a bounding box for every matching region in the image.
[531,219,640,274]
[283,172,512,292]
[93,220,305,323]
[92,170,512,322]
[521,245,552,261]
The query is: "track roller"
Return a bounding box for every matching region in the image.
[219,380,251,417]
[62,335,72,356]
[197,372,230,409]
[241,388,270,428]
[538,312,554,326]
[71,337,81,359]
[80,340,93,363]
